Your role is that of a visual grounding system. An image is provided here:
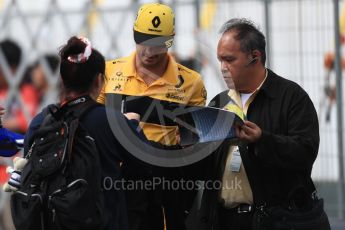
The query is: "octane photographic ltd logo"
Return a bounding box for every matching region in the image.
[105,35,236,167]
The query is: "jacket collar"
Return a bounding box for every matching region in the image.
[227,68,272,104]
[258,68,278,99]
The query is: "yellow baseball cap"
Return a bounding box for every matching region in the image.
[133,3,175,48]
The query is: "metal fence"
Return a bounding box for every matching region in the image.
[0,0,344,222]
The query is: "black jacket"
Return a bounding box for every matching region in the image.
[186,69,320,230]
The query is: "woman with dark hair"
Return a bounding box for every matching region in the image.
[23,36,141,230]
[21,54,60,105]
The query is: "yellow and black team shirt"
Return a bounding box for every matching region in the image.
[97,52,207,145]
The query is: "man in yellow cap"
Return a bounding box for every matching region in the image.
[98,3,206,230]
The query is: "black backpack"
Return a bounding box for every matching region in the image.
[11,96,104,230]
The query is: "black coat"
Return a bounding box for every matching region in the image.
[186,69,320,230]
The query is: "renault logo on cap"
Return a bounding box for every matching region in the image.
[152,16,161,28]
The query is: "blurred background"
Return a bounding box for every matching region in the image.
[0,0,345,229]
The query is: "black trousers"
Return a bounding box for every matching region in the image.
[125,188,163,230]
[125,184,193,230]
[124,160,202,230]
[125,176,197,230]
[218,206,253,230]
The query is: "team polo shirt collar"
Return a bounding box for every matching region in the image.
[121,52,136,78]
[122,52,180,86]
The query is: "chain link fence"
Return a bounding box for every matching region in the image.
[0,0,344,227]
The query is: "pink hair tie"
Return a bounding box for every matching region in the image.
[67,37,92,63]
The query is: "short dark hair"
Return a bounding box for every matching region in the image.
[59,36,105,93]
[0,39,22,68]
[220,18,266,64]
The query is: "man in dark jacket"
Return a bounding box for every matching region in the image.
[186,18,321,230]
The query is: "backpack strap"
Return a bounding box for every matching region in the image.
[26,104,60,159]
[60,96,101,163]
[39,104,60,127]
